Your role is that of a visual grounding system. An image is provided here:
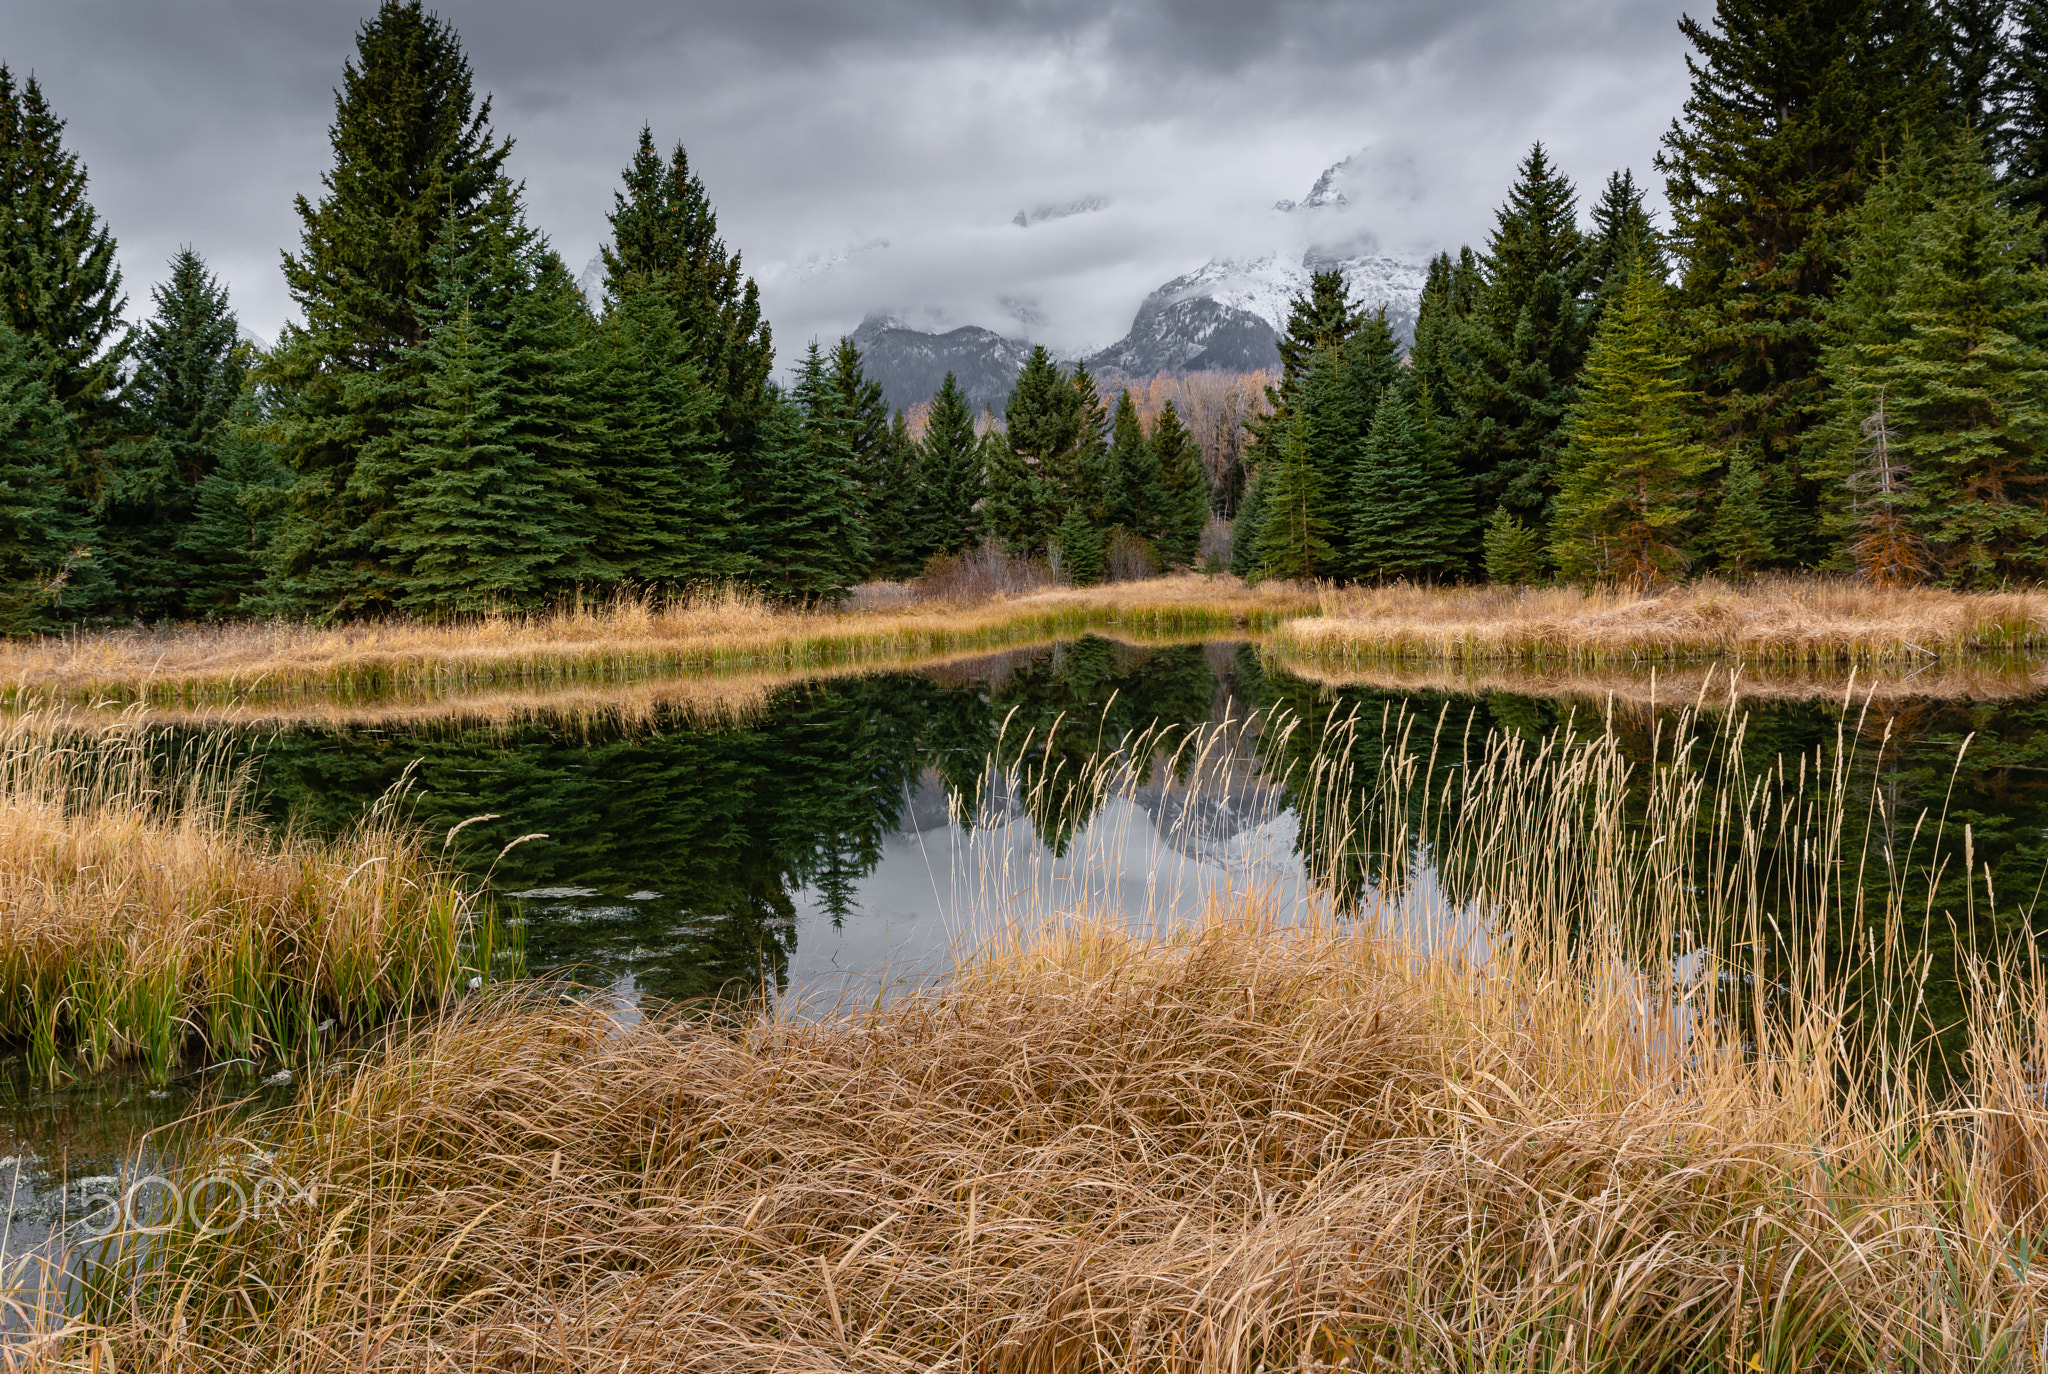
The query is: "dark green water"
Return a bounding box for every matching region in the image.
[7,636,2048,1267]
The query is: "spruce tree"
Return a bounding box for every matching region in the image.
[384,284,556,616]
[267,1,519,616]
[585,281,740,588]
[745,345,866,601]
[1709,449,1778,574]
[177,394,291,618]
[0,66,130,434]
[1248,269,1363,497]
[1550,265,1712,586]
[1253,425,1336,581]
[2003,0,2048,228]
[1584,170,1665,334]
[1860,151,2048,582]
[918,373,984,558]
[1443,144,1592,529]
[1409,248,1480,410]
[602,127,774,442]
[0,324,84,632]
[103,250,246,618]
[1230,471,1269,579]
[991,347,1081,553]
[1942,0,2012,130]
[1656,0,1947,562]
[1349,374,1469,582]
[828,337,899,574]
[865,410,923,578]
[1053,505,1105,585]
[1150,400,1209,568]
[1482,508,1547,585]
[1105,388,1165,540]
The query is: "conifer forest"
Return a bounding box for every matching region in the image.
[3,0,2047,635]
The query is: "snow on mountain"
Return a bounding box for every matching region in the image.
[1013,196,1109,227]
[1085,249,1428,376]
[850,313,1037,417]
[576,253,606,307]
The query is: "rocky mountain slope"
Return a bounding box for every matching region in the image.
[850,316,1038,417]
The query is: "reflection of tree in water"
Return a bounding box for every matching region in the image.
[1239,655,2048,1083]
[233,637,1220,1009]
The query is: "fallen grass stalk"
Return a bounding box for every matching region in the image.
[0,719,502,1083]
[25,702,2048,1370]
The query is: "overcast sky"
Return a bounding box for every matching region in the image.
[5,0,1697,357]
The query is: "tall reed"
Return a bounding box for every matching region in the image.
[21,702,2048,1370]
[0,719,505,1083]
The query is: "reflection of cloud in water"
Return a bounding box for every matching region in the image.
[787,768,1316,1009]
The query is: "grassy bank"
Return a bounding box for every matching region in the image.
[1277,577,2048,669]
[0,721,502,1083]
[0,577,1314,710]
[25,707,2048,1370]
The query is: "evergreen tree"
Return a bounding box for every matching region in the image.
[1584,170,1665,334]
[602,127,774,442]
[1942,0,2012,129]
[1550,264,1712,586]
[991,347,1083,553]
[0,66,130,434]
[1442,144,1592,530]
[1150,400,1209,567]
[1833,148,2048,582]
[1247,269,1363,502]
[177,394,291,618]
[585,281,740,588]
[828,337,898,574]
[1709,449,1778,574]
[1230,470,1269,579]
[1482,507,1547,585]
[1348,373,1470,582]
[865,410,923,578]
[1053,505,1105,585]
[1105,388,1165,539]
[1253,426,1336,581]
[266,1,519,617]
[2003,0,2048,227]
[103,250,247,618]
[1409,248,1480,409]
[0,324,84,632]
[744,344,866,600]
[1656,0,1947,563]
[384,283,556,615]
[918,373,984,559]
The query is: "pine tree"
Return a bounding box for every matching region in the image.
[1550,265,1712,586]
[1870,152,2048,582]
[0,324,84,632]
[1230,470,1269,579]
[1656,0,1947,562]
[1584,170,1665,334]
[177,395,292,618]
[1444,145,1593,532]
[1247,269,1363,500]
[918,373,984,559]
[267,1,519,617]
[1482,508,1547,585]
[0,66,130,434]
[1709,449,1778,575]
[1105,388,1165,540]
[744,345,866,601]
[1053,505,1105,585]
[384,279,556,615]
[991,347,1082,553]
[1150,400,1209,568]
[1349,374,1472,583]
[1409,248,1480,409]
[2003,0,2048,228]
[828,337,899,575]
[1254,425,1336,582]
[585,281,739,588]
[602,127,774,443]
[1942,0,2012,130]
[102,250,246,618]
[865,410,923,579]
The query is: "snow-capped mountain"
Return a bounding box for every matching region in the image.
[850,314,1037,417]
[1084,250,1428,377]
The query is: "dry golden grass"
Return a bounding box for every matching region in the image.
[1279,576,2048,668]
[0,578,1313,710]
[22,705,2048,1371]
[0,719,498,1082]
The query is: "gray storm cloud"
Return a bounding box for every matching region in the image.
[4,0,1693,357]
